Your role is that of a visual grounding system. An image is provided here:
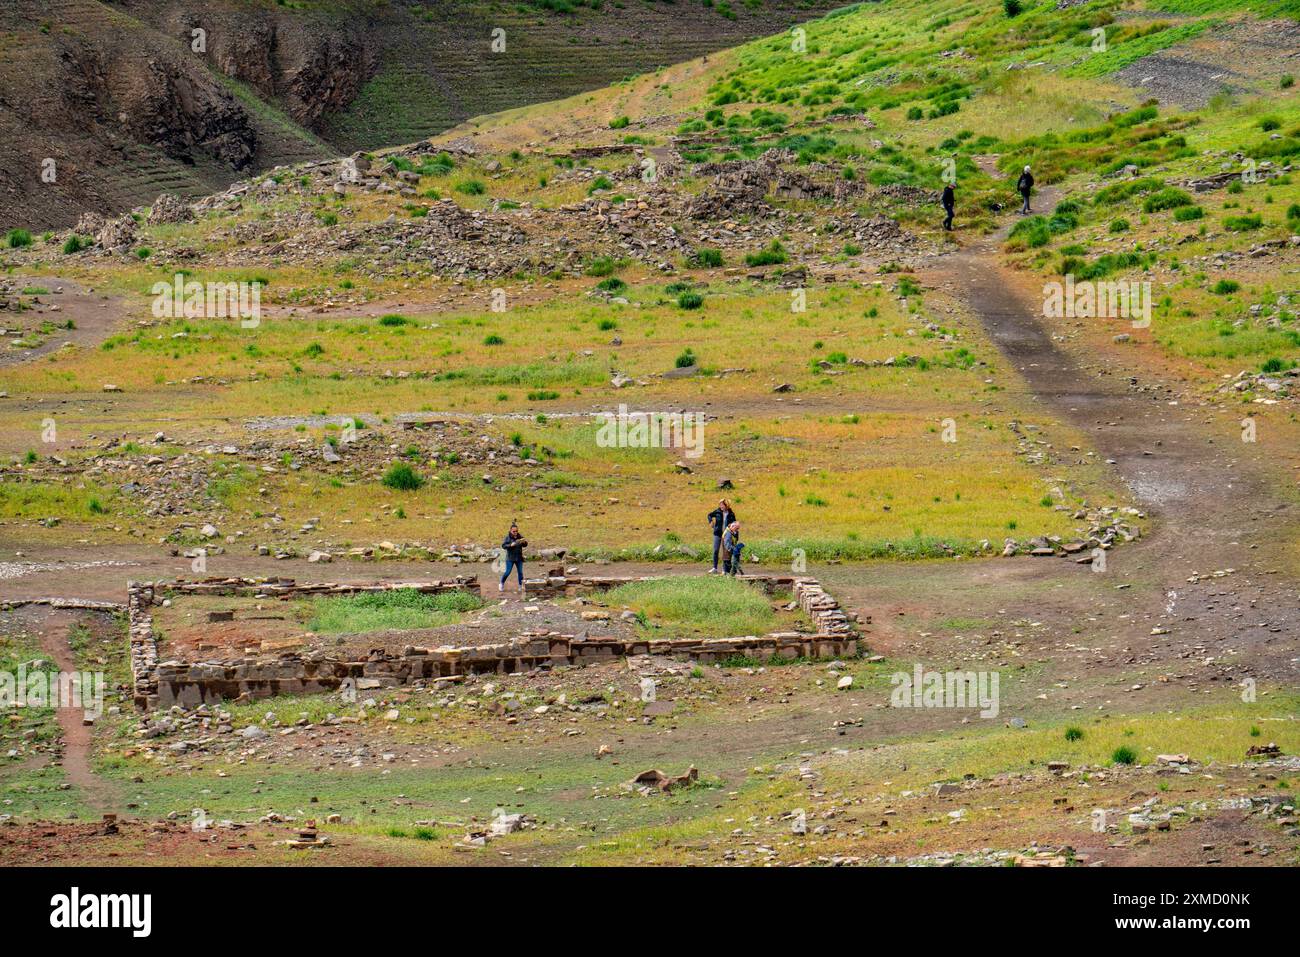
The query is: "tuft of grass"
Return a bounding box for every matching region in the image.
[381,461,425,491]
[745,240,787,267]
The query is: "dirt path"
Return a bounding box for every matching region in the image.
[37,609,118,811]
[0,277,128,367]
[910,182,1300,671]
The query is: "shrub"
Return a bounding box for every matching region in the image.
[1212,279,1240,294]
[1142,188,1193,213]
[1111,746,1137,765]
[1223,214,1262,232]
[689,248,724,268]
[1064,726,1084,742]
[744,239,787,266]
[455,179,486,195]
[381,462,424,491]
[609,115,630,129]
[677,291,704,310]
[1094,177,1163,206]
[1003,0,1021,15]
[62,235,86,254]
[1173,205,1204,222]
[378,313,410,326]
[5,229,32,248]
[585,256,617,277]
[675,347,697,368]
[1109,219,1130,233]
[483,333,504,345]
[596,277,626,293]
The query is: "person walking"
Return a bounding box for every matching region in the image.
[1017,165,1034,215]
[706,499,737,573]
[941,182,956,231]
[498,521,527,595]
[721,521,744,576]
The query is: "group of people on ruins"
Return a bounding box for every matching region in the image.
[495,499,744,596]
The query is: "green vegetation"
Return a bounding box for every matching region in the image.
[382,462,425,490]
[606,576,776,637]
[307,588,485,633]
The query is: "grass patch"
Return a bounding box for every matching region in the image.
[307,588,484,634]
[605,576,777,638]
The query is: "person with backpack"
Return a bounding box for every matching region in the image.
[706,499,736,573]
[1017,165,1034,215]
[721,521,744,576]
[498,521,528,595]
[941,183,956,231]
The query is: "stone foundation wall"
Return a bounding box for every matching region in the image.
[128,573,862,710]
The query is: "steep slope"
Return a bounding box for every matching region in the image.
[0,0,845,229]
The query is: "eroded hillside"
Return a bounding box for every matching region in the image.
[0,0,844,229]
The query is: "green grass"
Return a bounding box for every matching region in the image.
[307,588,484,633]
[605,576,776,637]
[381,461,425,490]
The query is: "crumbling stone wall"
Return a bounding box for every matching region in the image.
[127,572,862,710]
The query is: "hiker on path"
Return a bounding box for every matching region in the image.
[941,183,956,231]
[722,521,744,576]
[707,498,737,573]
[1017,165,1034,214]
[498,521,528,595]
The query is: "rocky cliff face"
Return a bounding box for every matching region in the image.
[144,2,374,130]
[0,0,841,230]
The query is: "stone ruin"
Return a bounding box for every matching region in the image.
[128,572,862,710]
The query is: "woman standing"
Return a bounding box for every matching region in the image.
[499,521,528,595]
[706,499,737,573]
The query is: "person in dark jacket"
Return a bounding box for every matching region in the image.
[498,521,527,594]
[721,521,744,576]
[706,499,737,573]
[1016,165,1034,214]
[941,183,956,231]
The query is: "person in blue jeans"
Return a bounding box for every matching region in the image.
[498,522,528,594]
[721,521,744,576]
[706,499,737,573]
